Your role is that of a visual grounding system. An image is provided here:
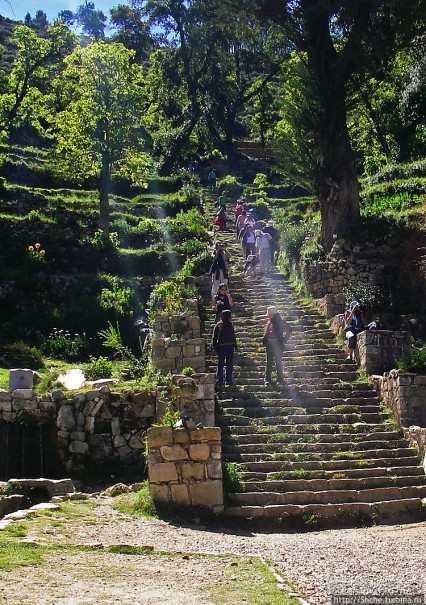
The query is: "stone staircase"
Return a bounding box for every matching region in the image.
[198,207,426,525]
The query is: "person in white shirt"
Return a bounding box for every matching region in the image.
[255,229,272,275]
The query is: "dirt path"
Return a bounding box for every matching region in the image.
[4,496,423,604]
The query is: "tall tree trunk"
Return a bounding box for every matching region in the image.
[318,86,360,252]
[99,153,111,236]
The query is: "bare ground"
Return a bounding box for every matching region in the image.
[1,496,425,604]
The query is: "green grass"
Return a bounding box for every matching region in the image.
[113,482,159,518]
[210,555,299,605]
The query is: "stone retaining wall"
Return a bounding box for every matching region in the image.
[151,337,206,374]
[0,386,156,476]
[372,370,426,428]
[165,373,215,427]
[154,300,201,339]
[403,426,426,468]
[301,239,397,298]
[147,426,223,512]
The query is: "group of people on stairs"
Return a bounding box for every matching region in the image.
[208,231,291,388]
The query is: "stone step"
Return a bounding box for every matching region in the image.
[223,446,417,461]
[222,440,413,455]
[239,474,426,492]
[239,465,425,481]
[228,456,422,473]
[224,497,424,522]
[227,485,426,506]
[221,423,395,438]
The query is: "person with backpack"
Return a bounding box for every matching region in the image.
[212,309,238,387]
[262,306,291,386]
[344,300,365,361]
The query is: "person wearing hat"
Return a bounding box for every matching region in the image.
[344,301,365,361]
[262,306,292,386]
[212,309,238,387]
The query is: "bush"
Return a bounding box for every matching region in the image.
[216,175,242,196]
[147,280,196,321]
[98,274,134,317]
[181,366,195,376]
[85,356,113,380]
[397,349,426,374]
[0,343,44,370]
[41,329,89,361]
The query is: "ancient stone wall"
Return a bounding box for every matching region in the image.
[151,337,206,374]
[357,330,411,374]
[154,300,200,339]
[372,370,426,428]
[0,386,156,477]
[301,239,397,298]
[156,373,216,427]
[147,426,223,512]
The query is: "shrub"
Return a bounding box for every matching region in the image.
[397,349,426,374]
[216,175,242,196]
[41,329,89,361]
[181,366,195,376]
[147,280,196,321]
[222,462,244,493]
[98,274,134,317]
[0,343,44,370]
[85,356,113,380]
[154,405,181,427]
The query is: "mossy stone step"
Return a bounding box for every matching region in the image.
[227,457,422,473]
[227,484,426,506]
[239,465,425,481]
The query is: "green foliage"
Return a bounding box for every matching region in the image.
[253,173,268,189]
[147,280,196,321]
[41,328,89,361]
[98,274,133,317]
[397,348,426,374]
[216,175,242,196]
[154,405,181,427]
[113,481,158,519]
[222,462,244,494]
[342,282,386,312]
[85,356,113,380]
[181,366,196,376]
[0,343,44,370]
[90,229,120,250]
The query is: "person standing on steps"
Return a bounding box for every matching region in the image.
[208,168,216,191]
[242,224,256,259]
[262,306,291,386]
[209,243,229,303]
[255,229,272,275]
[344,300,365,361]
[212,309,238,387]
[213,282,233,324]
[263,220,279,266]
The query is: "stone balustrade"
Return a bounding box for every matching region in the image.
[357,330,411,374]
[147,426,223,512]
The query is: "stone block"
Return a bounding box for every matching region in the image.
[12,399,37,412]
[0,401,12,412]
[111,417,120,435]
[132,391,151,405]
[68,440,89,454]
[139,404,155,418]
[129,434,145,449]
[160,445,189,461]
[207,460,223,479]
[189,443,210,461]
[181,463,205,481]
[11,389,36,400]
[85,416,95,433]
[57,405,76,432]
[113,435,127,448]
[147,427,173,448]
[149,462,178,483]
[74,392,87,405]
[117,446,132,458]
[0,390,12,402]
[51,389,65,402]
[85,390,101,401]
[149,483,170,503]
[173,430,190,446]
[190,428,221,443]
[190,480,223,508]
[9,369,33,391]
[170,483,189,505]
[154,358,176,372]
[70,431,86,441]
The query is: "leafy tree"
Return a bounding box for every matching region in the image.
[229,0,423,251]
[58,1,107,40]
[110,4,154,63]
[53,41,151,234]
[0,23,75,135]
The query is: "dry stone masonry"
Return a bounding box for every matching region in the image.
[147,426,223,512]
[0,386,156,477]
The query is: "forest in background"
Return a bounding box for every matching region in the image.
[0,0,425,386]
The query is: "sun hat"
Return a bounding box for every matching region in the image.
[266,306,279,316]
[255,229,261,236]
[350,300,360,310]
